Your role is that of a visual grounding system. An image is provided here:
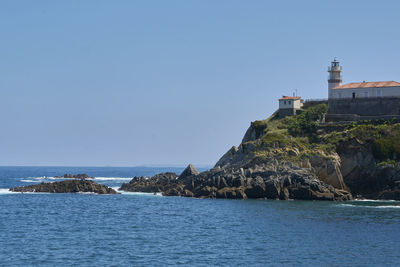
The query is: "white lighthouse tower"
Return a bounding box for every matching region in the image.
[328,59,342,98]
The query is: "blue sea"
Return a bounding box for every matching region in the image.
[0,166,399,266]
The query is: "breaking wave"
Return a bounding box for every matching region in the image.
[339,203,400,209]
[0,188,18,195]
[353,199,399,202]
[112,187,163,196]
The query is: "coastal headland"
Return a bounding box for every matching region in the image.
[120,103,400,200]
[10,103,400,200]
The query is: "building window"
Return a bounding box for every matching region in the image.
[338,92,342,98]
[288,101,291,104]
[364,91,369,97]
[284,101,287,105]
[377,90,382,97]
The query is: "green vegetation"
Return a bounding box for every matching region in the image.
[287,104,328,141]
[372,136,400,161]
[244,102,400,164]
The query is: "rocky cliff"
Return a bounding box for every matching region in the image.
[120,103,400,200]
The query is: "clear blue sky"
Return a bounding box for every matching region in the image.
[1,0,400,166]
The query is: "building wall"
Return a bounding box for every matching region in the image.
[293,100,302,109]
[279,108,296,118]
[279,99,302,109]
[330,86,400,99]
[328,97,400,116]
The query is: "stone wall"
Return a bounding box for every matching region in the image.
[326,97,400,122]
[326,114,400,122]
[328,97,400,116]
[279,108,296,118]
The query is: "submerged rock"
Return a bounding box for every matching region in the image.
[10,180,118,194]
[54,173,94,179]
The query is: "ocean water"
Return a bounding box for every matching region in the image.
[0,166,399,266]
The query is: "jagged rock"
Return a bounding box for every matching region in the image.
[241,121,269,143]
[118,158,352,201]
[309,153,346,189]
[245,176,266,198]
[119,172,178,193]
[287,148,299,157]
[10,180,118,194]
[178,164,200,180]
[214,146,240,168]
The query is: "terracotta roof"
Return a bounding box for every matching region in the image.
[333,81,400,89]
[279,96,301,100]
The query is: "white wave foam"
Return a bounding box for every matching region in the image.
[34,176,54,180]
[112,187,162,196]
[77,192,98,195]
[0,189,47,195]
[354,199,399,202]
[121,192,163,196]
[339,203,400,209]
[0,188,18,195]
[21,179,41,183]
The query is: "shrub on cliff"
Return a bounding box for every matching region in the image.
[287,104,328,141]
[372,136,400,161]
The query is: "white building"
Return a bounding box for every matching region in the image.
[278,96,303,117]
[328,59,400,99]
[279,96,303,109]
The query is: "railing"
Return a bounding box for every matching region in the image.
[328,66,342,72]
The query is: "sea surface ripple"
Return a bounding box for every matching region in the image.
[0,166,399,266]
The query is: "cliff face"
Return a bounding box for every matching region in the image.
[215,125,346,191]
[336,138,400,199]
[219,105,400,200]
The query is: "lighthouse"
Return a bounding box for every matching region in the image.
[328,59,342,98]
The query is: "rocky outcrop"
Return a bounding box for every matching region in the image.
[308,152,346,190]
[119,172,180,193]
[119,114,400,201]
[119,162,352,201]
[10,180,118,194]
[179,164,200,179]
[336,138,376,179]
[241,120,269,143]
[215,141,348,191]
[214,141,259,168]
[54,173,94,179]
